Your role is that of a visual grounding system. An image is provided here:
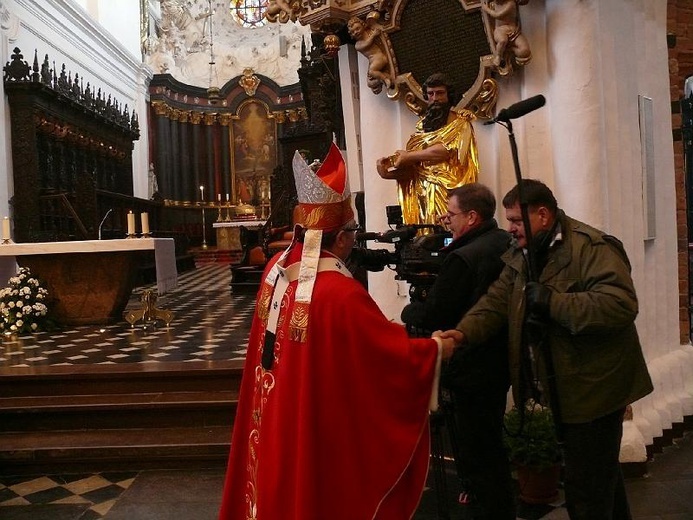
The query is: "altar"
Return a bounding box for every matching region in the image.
[0,238,177,326]
[213,220,266,251]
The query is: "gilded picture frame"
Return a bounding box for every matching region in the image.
[230,99,277,208]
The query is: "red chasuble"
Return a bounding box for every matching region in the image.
[219,244,440,520]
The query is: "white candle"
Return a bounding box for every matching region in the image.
[141,212,150,235]
[127,211,136,236]
[2,217,10,240]
[226,193,230,202]
[200,185,205,201]
[217,193,221,202]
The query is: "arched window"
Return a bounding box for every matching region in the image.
[231,0,269,28]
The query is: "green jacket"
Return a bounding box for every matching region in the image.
[457,213,653,423]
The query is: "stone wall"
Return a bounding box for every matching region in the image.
[667,0,693,345]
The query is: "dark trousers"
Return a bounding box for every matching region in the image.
[562,407,631,520]
[451,385,515,520]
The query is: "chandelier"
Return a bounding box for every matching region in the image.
[206,0,220,103]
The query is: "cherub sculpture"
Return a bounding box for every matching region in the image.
[347,15,394,95]
[481,0,532,73]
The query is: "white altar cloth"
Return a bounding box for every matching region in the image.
[0,238,178,294]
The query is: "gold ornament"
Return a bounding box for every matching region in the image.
[323,34,341,57]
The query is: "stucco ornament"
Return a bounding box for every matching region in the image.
[144,1,311,87]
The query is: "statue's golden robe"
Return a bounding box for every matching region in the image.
[398,110,479,226]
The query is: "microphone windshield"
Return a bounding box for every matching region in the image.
[495,94,546,122]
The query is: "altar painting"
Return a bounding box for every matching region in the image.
[231,100,276,206]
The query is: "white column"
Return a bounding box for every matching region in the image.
[357,52,418,321]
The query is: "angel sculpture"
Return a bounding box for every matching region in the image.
[347,15,394,95]
[481,0,532,73]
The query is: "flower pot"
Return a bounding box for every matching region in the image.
[515,463,561,504]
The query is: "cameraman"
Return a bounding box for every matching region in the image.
[401,183,515,519]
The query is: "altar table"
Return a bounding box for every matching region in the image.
[0,238,177,326]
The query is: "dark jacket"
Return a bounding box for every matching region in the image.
[401,218,511,390]
[457,212,654,423]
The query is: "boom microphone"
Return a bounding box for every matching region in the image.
[486,94,546,124]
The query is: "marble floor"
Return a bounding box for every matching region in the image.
[1,264,692,519]
[2,431,692,520]
[0,263,254,369]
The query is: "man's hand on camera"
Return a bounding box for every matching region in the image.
[525,281,552,318]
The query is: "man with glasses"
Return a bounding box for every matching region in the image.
[219,144,459,520]
[401,183,515,519]
[376,73,479,226]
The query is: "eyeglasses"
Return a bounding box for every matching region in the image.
[439,210,465,222]
[342,223,361,233]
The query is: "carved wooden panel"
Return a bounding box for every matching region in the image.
[3,48,139,242]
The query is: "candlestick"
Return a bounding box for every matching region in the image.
[141,212,150,236]
[2,217,10,243]
[127,211,136,237]
[201,205,208,250]
[225,191,232,222]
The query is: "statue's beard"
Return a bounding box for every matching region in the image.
[421,102,451,132]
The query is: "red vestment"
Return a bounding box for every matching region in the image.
[219,244,440,520]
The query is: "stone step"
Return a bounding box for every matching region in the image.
[0,361,244,399]
[0,425,232,475]
[192,248,243,265]
[0,361,244,475]
[0,390,238,432]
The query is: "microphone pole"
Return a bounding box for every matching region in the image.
[506,118,537,281]
[486,94,547,281]
[490,95,563,444]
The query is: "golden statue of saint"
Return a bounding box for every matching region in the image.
[377,73,479,226]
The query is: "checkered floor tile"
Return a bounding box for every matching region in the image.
[0,472,138,519]
[0,264,254,368]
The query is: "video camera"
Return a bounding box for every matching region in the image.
[350,206,451,301]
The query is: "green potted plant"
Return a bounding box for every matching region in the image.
[503,399,562,504]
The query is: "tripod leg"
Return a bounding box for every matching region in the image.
[430,413,450,520]
[444,404,468,498]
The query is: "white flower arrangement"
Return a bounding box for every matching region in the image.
[0,267,50,334]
